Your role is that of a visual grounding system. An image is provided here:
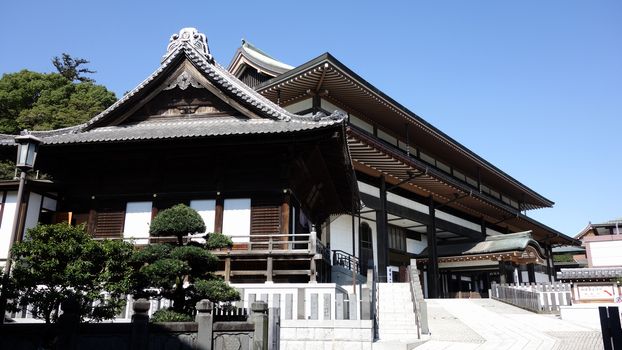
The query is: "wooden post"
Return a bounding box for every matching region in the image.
[376,176,389,282]
[266,257,273,282]
[224,257,231,282]
[426,196,440,298]
[310,226,317,282]
[214,197,224,233]
[280,194,290,235]
[195,299,213,350]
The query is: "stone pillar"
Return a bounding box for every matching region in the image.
[56,298,80,350]
[196,299,213,350]
[131,299,151,350]
[251,301,269,350]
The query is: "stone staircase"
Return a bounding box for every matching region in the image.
[373,282,423,350]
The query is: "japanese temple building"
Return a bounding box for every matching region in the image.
[0,28,579,299]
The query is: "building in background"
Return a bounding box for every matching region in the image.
[229,37,580,297]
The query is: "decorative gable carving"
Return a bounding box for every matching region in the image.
[164,71,203,91]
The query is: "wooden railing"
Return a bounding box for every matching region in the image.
[490,282,572,313]
[95,233,319,254]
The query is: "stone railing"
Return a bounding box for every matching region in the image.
[490,282,572,313]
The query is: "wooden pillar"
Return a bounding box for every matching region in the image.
[214,197,224,233]
[480,218,487,239]
[427,196,440,298]
[280,194,290,234]
[546,244,554,282]
[527,263,536,283]
[224,257,231,282]
[266,257,273,282]
[499,261,507,284]
[87,208,97,236]
[375,176,389,282]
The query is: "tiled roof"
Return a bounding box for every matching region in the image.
[0,28,344,146]
[432,231,542,257]
[557,267,622,280]
[39,117,338,145]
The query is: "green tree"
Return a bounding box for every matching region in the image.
[8,223,134,323]
[52,53,96,82]
[0,69,116,134]
[133,205,239,319]
[149,204,206,245]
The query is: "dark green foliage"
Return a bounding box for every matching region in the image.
[52,53,96,82]
[8,223,134,323]
[149,204,206,245]
[151,309,193,323]
[553,254,575,263]
[0,69,116,134]
[206,232,234,249]
[132,205,239,319]
[193,279,240,303]
[0,160,16,180]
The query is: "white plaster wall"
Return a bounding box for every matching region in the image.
[329,214,378,273]
[189,199,214,243]
[357,181,379,197]
[535,272,549,283]
[222,198,250,243]
[589,241,622,267]
[123,201,152,244]
[0,191,17,261]
[284,98,312,114]
[406,236,427,255]
[435,210,481,232]
[386,192,428,214]
[23,192,42,237]
[329,215,357,258]
[359,181,485,234]
[320,99,345,114]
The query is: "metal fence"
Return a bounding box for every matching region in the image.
[490,282,572,313]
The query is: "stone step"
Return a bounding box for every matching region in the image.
[373,338,426,350]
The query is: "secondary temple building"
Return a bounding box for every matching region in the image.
[0,28,579,299]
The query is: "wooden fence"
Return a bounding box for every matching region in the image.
[490,282,572,313]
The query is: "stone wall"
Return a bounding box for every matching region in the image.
[280,319,373,350]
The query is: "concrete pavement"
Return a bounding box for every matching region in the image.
[415,299,602,350]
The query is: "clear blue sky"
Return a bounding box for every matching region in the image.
[2,1,620,238]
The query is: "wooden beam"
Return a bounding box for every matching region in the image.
[214,197,224,233]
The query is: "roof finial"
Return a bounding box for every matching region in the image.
[162,27,212,63]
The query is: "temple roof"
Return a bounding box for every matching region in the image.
[254,53,554,211]
[576,216,622,239]
[38,117,337,145]
[0,28,342,146]
[430,231,544,257]
[228,39,293,78]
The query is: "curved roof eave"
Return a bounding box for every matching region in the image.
[255,53,554,209]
